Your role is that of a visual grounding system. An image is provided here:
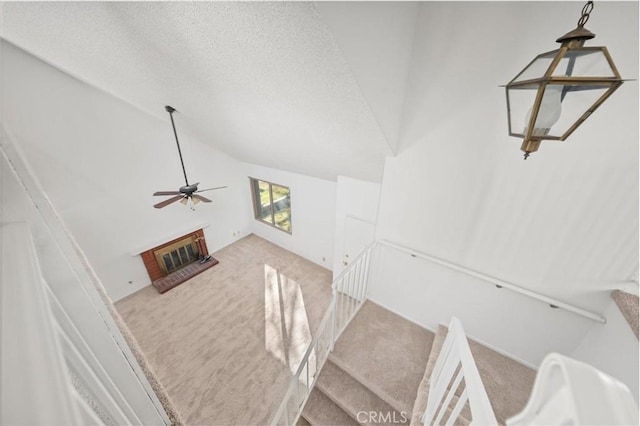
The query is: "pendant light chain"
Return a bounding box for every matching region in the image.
[577,1,594,27]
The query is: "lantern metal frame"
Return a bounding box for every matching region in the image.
[504,1,625,159]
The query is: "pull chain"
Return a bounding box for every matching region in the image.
[577,1,594,27]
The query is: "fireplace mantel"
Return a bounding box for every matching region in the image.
[129,222,209,256]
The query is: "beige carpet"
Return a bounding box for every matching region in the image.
[612,290,639,339]
[116,234,333,425]
[303,389,358,426]
[313,360,407,426]
[329,301,435,416]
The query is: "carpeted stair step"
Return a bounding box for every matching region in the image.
[302,387,359,426]
[330,301,434,417]
[315,360,409,426]
[467,334,536,424]
[328,354,414,417]
[612,290,639,339]
[410,325,449,425]
[410,326,471,426]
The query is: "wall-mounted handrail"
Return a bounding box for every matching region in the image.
[379,239,608,324]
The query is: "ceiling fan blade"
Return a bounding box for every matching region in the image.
[153,191,181,196]
[192,194,212,203]
[153,195,184,209]
[195,186,227,193]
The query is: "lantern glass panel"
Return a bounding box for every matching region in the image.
[512,51,558,83]
[552,48,617,78]
[547,83,612,138]
[508,83,613,139]
[507,83,539,137]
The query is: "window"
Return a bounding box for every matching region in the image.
[250,178,292,233]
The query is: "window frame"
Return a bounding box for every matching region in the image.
[249,177,292,234]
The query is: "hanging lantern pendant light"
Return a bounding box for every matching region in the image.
[505,1,625,159]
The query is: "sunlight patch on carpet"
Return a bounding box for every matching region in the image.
[264,264,315,379]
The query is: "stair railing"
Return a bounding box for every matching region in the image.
[270,243,376,426]
[423,317,497,426]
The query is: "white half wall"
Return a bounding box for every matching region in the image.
[1,141,169,425]
[243,162,336,270]
[1,40,253,301]
[332,176,381,277]
[571,299,639,403]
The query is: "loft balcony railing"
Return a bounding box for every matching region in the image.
[270,242,375,426]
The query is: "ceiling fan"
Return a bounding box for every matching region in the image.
[153,105,226,209]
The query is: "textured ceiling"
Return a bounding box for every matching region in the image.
[0,1,400,182]
[314,2,419,153]
[1,1,637,310]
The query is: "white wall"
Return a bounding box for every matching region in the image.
[1,141,169,425]
[372,2,638,365]
[243,162,336,270]
[368,244,595,368]
[332,176,381,276]
[571,300,639,403]
[1,40,253,301]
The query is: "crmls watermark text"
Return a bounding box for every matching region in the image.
[356,411,409,424]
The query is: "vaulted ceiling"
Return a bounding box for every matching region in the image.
[1,1,638,308]
[0,1,418,182]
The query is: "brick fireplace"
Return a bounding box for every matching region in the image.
[141,228,218,293]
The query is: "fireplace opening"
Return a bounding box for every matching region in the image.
[154,236,199,275]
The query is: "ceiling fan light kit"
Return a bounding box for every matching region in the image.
[153,105,226,209]
[504,1,625,159]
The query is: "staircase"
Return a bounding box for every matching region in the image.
[300,302,536,426]
[301,301,432,425]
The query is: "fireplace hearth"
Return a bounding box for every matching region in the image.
[140,228,218,294]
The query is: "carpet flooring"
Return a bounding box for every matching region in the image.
[330,301,435,416]
[612,290,639,339]
[116,234,333,425]
[301,301,535,426]
[302,301,435,425]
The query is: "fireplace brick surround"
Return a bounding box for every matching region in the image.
[141,228,218,294]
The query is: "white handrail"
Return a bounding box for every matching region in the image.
[423,317,497,426]
[270,243,376,426]
[379,239,608,324]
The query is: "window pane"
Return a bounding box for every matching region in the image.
[257,180,273,224]
[271,184,291,232]
[250,178,292,233]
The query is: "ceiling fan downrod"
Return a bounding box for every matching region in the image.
[165,105,190,187]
